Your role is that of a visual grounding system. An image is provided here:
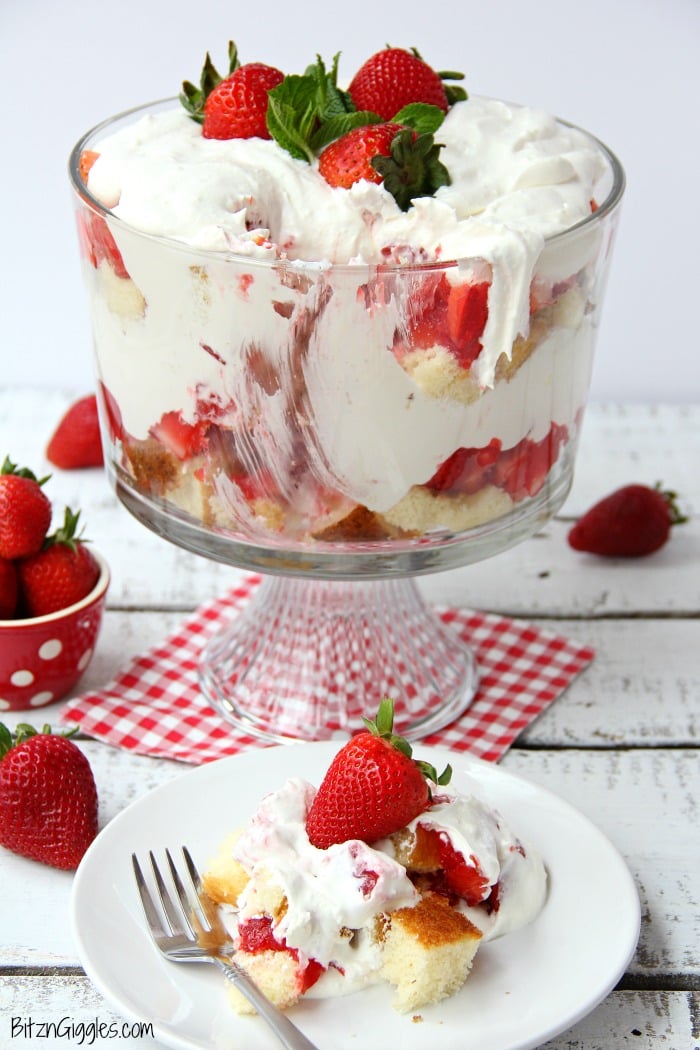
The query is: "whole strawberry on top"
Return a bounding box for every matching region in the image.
[568,483,687,557]
[181,42,463,212]
[181,41,284,140]
[0,723,98,870]
[0,458,52,561]
[18,507,100,617]
[348,46,466,121]
[306,698,451,848]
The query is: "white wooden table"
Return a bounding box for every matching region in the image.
[1,389,698,1049]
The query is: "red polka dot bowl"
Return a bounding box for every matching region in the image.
[0,551,110,712]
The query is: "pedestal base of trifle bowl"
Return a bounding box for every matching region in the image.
[115,462,574,743]
[199,575,478,743]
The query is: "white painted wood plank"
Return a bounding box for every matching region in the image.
[502,749,700,979]
[1,976,696,1050]
[0,748,696,978]
[0,981,695,1050]
[566,403,700,518]
[0,975,158,1047]
[539,989,698,1050]
[519,618,699,748]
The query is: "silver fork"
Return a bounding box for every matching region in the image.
[132,846,319,1050]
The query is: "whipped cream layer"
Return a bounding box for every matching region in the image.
[228,776,546,997]
[381,792,548,940]
[87,97,608,391]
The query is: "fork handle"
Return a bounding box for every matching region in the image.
[217,960,320,1050]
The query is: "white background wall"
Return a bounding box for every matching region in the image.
[1,0,698,402]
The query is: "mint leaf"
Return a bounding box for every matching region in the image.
[267,76,319,162]
[310,110,380,153]
[267,53,361,163]
[392,103,445,136]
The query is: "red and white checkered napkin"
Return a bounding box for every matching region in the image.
[61,574,594,764]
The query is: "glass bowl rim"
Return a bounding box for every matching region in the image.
[68,94,626,274]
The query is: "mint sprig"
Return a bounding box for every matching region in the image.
[266,53,377,162]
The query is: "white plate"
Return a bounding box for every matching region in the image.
[71,743,640,1050]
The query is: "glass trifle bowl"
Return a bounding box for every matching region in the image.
[68,90,624,743]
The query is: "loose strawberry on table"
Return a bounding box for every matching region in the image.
[0,458,52,561]
[0,723,98,870]
[568,483,687,557]
[305,698,451,848]
[46,394,104,470]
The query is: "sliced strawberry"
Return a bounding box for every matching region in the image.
[237,916,281,953]
[404,274,489,369]
[426,438,502,496]
[78,210,129,279]
[237,915,326,993]
[230,468,276,502]
[446,281,489,367]
[150,411,209,460]
[97,382,124,443]
[78,149,100,183]
[298,958,325,993]
[493,423,568,501]
[436,833,491,906]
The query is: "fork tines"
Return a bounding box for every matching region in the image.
[132,846,209,946]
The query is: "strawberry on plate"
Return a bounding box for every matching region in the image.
[0,458,52,560]
[18,507,101,617]
[46,394,104,470]
[305,698,452,848]
[568,483,687,557]
[0,723,98,870]
[348,46,466,121]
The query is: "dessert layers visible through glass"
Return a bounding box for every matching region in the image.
[69,94,624,740]
[70,100,623,579]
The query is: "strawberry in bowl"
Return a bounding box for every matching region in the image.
[0,460,110,712]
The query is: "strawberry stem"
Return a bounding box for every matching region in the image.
[43,506,89,552]
[0,722,79,757]
[655,482,688,525]
[1,455,50,486]
[362,698,452,785]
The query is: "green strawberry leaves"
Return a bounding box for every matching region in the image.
[0,722,79,758]
[372,128,451,212]
[181,41,240,123]
[363,698,452,786]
